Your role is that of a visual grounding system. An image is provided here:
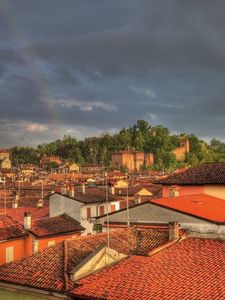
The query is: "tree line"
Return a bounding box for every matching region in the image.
[10,120,225,172]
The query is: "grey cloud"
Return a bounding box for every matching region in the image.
[1,0,225,145]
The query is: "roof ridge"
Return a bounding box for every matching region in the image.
[63,240,69,292]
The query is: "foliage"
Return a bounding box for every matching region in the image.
[9,120,225,171]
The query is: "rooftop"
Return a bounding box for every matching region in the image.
[155,162,225,185]
[0,229,136,293]
[0,214,28,241]
[52,191,121,204]
[29,214,85,237]
[151,194,225,224]
[71,238,225,300]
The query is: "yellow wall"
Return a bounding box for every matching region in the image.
[136,188,153,196]
[204,185,225,200]
[114,180,128,188]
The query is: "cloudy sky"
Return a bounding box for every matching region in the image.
[1,0,225,147]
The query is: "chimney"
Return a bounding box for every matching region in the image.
[24,212,31,230]
[36,198,44,208]
[70,188,75,198]
[12,199,18,208]
[61,187,66,195]
[169,185,180,197]
[81,183,85,194]
[169,222,180,241]
[109,184,115,195]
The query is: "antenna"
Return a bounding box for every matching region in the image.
[4,177,6,214]
[105,170,110,250]
[126,174,130,227]
[41,179,44,201]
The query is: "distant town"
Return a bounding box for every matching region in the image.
[0,120,224,299]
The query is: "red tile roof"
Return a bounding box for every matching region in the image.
[156,162,225,185]
[5,207,49,224]
[0,214,28,241]
[71,238,225,300]
[29,214,85,237]
[53,191,121,204]
[137,227,169,255]
[151,194,225,224]
[0,228,138,293]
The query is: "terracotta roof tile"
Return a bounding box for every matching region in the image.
[5,207,49,224]
[0,214,27,241]
[30,214,85,237]
[151,194,225,223]
[137,228,169,255]
[156,162,225,185]
[0,228,138,293]
[71,238,225,300]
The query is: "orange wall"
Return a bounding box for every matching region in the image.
[163,185,204,198]
[0,233,82,265]
[0,238,26,265]
[37,232,81,252]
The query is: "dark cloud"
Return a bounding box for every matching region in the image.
[1,0,225,146]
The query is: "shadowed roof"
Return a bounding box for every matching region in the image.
[0,214,28,241]
[156,162,225,185]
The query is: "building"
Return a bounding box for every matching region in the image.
[26,213,85,253]
[172,136,189,161]
[80,164,103,174]
[69,162,80,173]
[0,149,10,160]
[111,150,154,171]
[0,227,224,299]
[0,158,11,169]
[0,213,84,265]
[0,215,28,265]
[96,194,225,233]
[156,162,225,199]
[40,155,62,167]
[49,190,122,234]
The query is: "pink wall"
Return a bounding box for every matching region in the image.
[163,185,204,198]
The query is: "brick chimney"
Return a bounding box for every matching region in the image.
[24,212,31,230]
[169,222,180,241]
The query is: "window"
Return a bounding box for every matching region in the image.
[48,240,55,247]
[99,205,105,215]
[111,204,116,212]
[87,207,91,219]
[6,246,14,263]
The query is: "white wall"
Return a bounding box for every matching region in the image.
[49,193,121,235]
[49,193,82,222]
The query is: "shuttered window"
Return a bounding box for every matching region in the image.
[87,207,91,219]
[99,205,105,215]
[111,204,116,212]
[6,246,14,263]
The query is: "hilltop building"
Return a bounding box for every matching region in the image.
[172,136,189,161]
[40,155,62,167]
[0,149,10,160]
[0,149,11,169]
[111,150,154,171]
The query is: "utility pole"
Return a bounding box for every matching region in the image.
[4,177,6,214]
